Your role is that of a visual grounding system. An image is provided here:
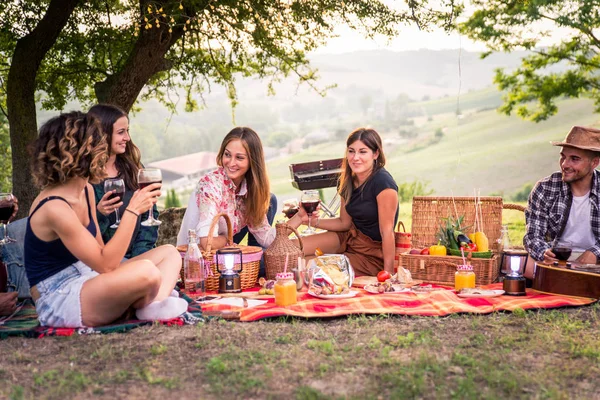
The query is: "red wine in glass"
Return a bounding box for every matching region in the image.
[301,201,319,214]
[283,206,299,219]
[0,193,16,244]
[0,204,15,224]
[107,188,125,202]
[138,168,162,227]
[139,180,162,190]
[552,247,572,261]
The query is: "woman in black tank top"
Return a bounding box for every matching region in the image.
[25,112,186,328]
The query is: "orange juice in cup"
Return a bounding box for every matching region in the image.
[455,264,476,291]
[274,272,297,306]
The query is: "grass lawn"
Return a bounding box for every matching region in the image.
[1,306,599,399]
[2,202,598,399]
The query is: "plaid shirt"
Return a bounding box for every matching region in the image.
[524,170,600,262]
[92,181,159,258]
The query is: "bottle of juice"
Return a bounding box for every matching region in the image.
[455,264,476,291]
[274,272,297,306]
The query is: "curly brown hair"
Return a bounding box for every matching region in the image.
[30,111,108,188]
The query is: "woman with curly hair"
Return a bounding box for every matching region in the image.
[88,104,158,258]
[24,112,186,328]
[288,128,399,276]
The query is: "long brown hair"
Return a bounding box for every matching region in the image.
[216,127,270,227]
[338,128,386,202]
[30,112,108,188]
[88,104,142,190]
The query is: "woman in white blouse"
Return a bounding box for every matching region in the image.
[177,127,276,250]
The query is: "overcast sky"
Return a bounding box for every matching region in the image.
[315,24,486,54]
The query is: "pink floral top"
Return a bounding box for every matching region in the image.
[177,167,275,247]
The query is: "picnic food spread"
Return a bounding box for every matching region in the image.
[308,254,354,296]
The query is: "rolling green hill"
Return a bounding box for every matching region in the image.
[267,96,599,200]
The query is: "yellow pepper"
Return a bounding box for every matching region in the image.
[468,233,476,243]
[474,232,489,252]
[429,241,447,256]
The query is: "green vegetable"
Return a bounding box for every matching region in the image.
[447,228,459,250]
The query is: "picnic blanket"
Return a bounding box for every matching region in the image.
[0,294,203,339]
[200,283,597,322]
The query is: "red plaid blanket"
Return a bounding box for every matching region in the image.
[200,283,597,322]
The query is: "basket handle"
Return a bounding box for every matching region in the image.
[285,223,304,253]
[503,203,526,213]
[205,213,234,253]
[396,221,406,233]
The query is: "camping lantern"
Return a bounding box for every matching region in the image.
[216,248,243,293]
[501,249,528,296]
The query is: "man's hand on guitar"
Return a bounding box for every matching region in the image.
[543,248,558,264]
[576,250,597,265]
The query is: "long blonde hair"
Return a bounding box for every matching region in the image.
[338,128,386,203]
[216,127,270,227]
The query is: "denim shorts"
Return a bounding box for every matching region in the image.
[34,261,99,327]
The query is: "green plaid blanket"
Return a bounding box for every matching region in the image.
[0,293,203,339]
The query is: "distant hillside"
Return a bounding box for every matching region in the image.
[267,96,600,200]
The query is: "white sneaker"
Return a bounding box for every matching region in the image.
[136,297,188,321]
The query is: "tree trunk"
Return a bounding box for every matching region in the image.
[7,0,80,218]
[94,0,191,112]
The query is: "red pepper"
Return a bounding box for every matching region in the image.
[462,243,478,252]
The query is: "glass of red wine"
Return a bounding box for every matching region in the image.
[0,193,16,245]
[104,178,125,229]
[137,168,162,227]
[301,190,320,235]
[282,199,300,219]
[552,240,572,263]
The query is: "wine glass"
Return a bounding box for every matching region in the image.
[0,193,16,244]
[282,199,299,219]
[104,178,125,229]
[552,240,572,263]
[137,168,162,227]
[301,190,320,235]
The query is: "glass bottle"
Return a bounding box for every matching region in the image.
[274,272,297,306]
[184,229,206,300]
[455,264,476,291]
[497,225,511,253]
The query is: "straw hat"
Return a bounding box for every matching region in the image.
[551,126,600,152]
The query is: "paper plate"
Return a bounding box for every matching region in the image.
[307,290,359,300]
[457,289,505,298]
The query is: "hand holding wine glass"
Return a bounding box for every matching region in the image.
[300,190,320,235]
[0,193,17,244]
[282,199,300,219]
[137,168,162,226]
[103,178,125,229]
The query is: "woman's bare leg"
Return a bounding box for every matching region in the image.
[80,260,161,326]
[293,231,340,257]
[122,245,182,301]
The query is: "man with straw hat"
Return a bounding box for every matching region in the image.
[524,126,600,278]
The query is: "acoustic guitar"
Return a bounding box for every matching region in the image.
[532,262,600,299]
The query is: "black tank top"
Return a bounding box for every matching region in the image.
[24,188,97,287]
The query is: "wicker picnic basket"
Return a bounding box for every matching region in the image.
[177,213,262,291]
[394,221,412,272]
[399,196,522,286]
[264,221,304,280]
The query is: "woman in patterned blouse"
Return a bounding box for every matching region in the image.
[177,127,276,249]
